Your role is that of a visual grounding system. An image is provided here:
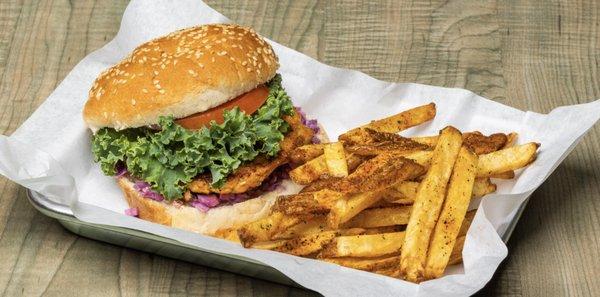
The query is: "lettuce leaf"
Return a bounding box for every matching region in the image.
[91,74,294,200]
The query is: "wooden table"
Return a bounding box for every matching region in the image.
[0,1,598,296]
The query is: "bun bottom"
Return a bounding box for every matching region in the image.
[119,177,303,235]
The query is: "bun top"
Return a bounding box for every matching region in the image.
[83,24,279,131]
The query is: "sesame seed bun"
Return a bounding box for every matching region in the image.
[83,24,279,131]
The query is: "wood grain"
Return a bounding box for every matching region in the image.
[0,0,598,296]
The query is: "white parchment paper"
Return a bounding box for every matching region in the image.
[1,0,599,296]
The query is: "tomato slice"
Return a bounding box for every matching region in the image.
[176,85,269,129]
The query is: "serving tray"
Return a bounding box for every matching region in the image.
[26,189,528,287]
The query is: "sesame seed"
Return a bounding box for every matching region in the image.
[131,99,136,105]
[158,89,165,94]
[217,51,227,56]
[246,67,252,72]
[142,88,148,93]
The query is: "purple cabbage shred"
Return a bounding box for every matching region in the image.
[133,181,165,201]
[295,106,321,144]
[124,207,139,217]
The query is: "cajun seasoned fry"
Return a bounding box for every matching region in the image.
[424,146,478,279]
[213,228,240,243]
[399,126,463,283]
[477,143,539,177]
[448,235,466,265]
[490,171,515,179]
[322,255,400,272]
[319,232,405,258]
[289,155,329,185]
[238,212,303,247]
[343,206,412,228]
[324,142,349,177]
[458,210,476,236]
[290,153,365,185]
[409,135,438,148]
[300,154,424,195]
[504,132,519,148]
[412,132,507,155]
[289,144,324,164]
[362,103,437,133]
[273,216,328,239]
[384,178,495,204]
[339,103,436,143]
[328,160,424,228]
[472,178,497,198]
[463,133,507,154]
[272,190,343,216]
[272,231,338,256]
[270,228,367,256]
[345,138,429,156]
[402,150,434,168]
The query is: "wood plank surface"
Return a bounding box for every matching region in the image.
[0,0,598,296]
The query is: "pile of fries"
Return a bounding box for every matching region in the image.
[215,103,539,283]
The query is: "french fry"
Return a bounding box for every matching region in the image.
[424,146,478,280]
[399,126,463,283]
[324,142,349,177]
[289,155,329,185]
[448,235,466,265]
[385,177,495,205]
[213,228,240,243]
[472,178,497,198]
[300,154,424,195]
[412,132,507,155]
[343,206,412,228]
[289,144,325,164]
[328,191,383,229]
[409,136,438,148]
[363,225,405,234]
[503,132,519,148]
[463,133,508,154]
[300,177,343,193]
[387,143,539,179]
[253,239,287,250]
[458,210,476,236]
[319,232,405,258]
[382,182,420,203]
[361,103,437,133]
[238,212,303,247]
[490,170,515,179]
[402,150,434,168]
[477,143,539,177]
[322,255,400,272]
[345,138,430,156]
[290,153,364,185]
[339,103,436,143]
[273,216,329,239]
[272,231,338,256]
[327,159,424,228]
[272,190,344,216]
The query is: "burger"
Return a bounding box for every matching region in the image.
[83,24,323,234]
